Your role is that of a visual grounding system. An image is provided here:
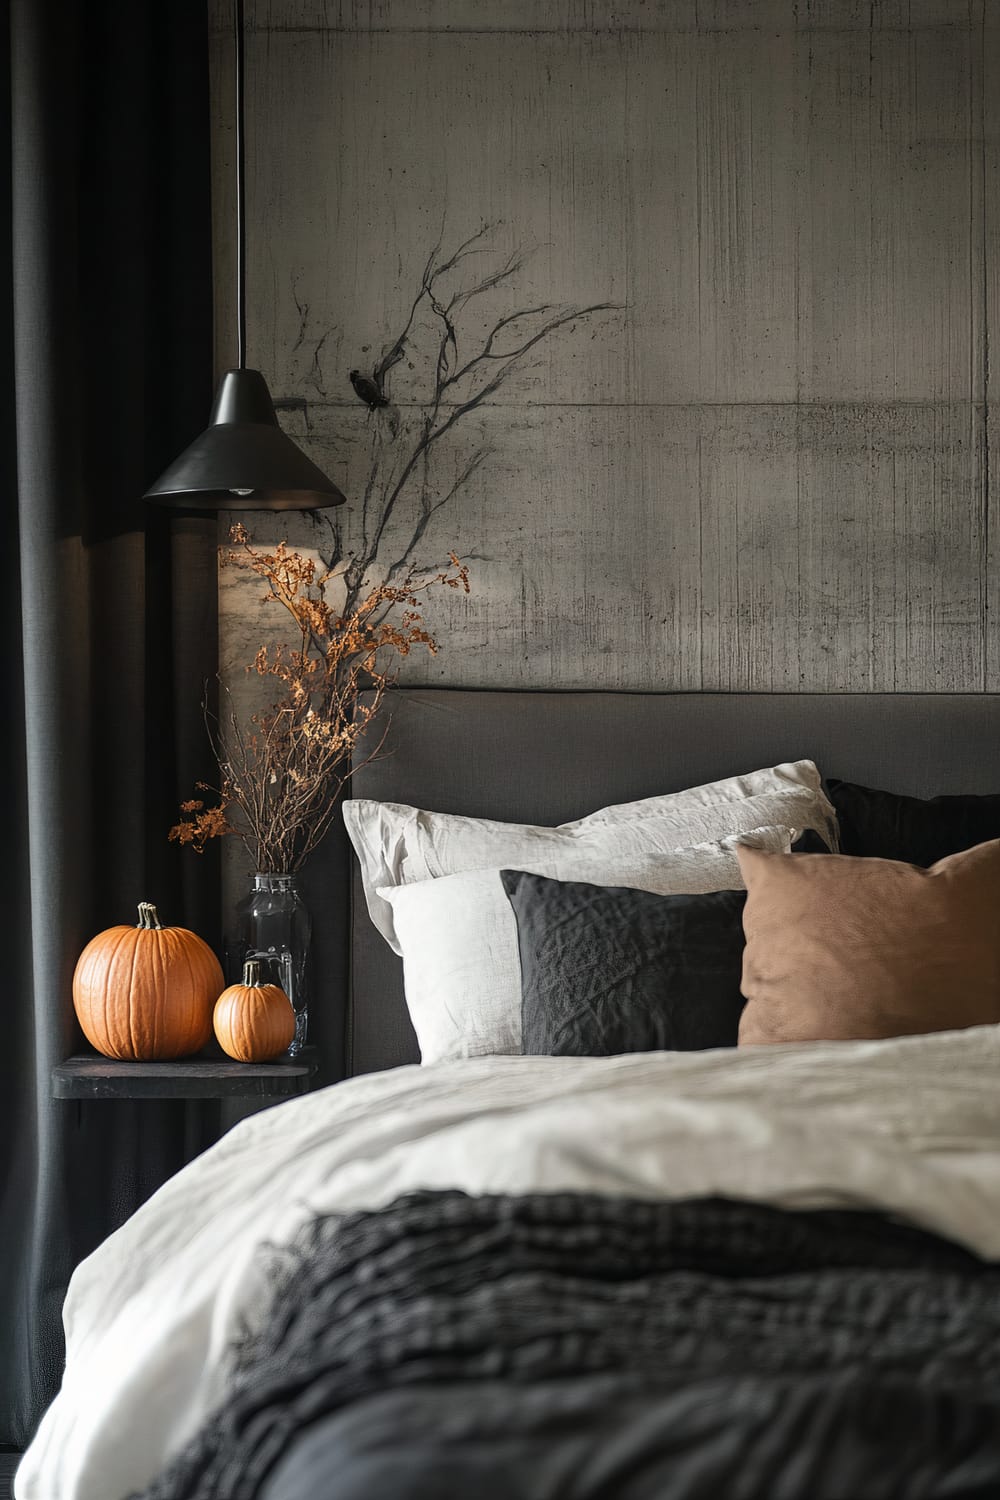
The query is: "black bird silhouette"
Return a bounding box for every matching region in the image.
[350,369,389,410]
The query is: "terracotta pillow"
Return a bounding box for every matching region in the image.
[736,838,1000,1046]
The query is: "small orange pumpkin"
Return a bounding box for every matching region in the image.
[73,902,223,1061]
[213,959,295,1063]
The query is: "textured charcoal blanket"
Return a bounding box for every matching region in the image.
[135,1191,1000,1500]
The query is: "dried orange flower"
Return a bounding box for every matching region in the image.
[170,527,470,872]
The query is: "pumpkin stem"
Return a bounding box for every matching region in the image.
[136,902,162,930]
[242,958,262,987]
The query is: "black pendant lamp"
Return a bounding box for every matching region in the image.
[144,0,346,512]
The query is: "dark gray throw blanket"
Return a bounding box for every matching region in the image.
[134,1192,1000,1500]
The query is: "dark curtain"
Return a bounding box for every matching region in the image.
[0,0,217,1448]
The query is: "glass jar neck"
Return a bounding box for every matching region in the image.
[253,873,298,891]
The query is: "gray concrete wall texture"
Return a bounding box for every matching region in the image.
[212,1,998,693]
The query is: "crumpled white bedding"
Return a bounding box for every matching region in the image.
[17,1025,1000,1500]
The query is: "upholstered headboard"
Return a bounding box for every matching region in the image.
[346,690,1000,1077]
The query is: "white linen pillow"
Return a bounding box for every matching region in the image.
[379,825,798,1063]
[344,761,836,950]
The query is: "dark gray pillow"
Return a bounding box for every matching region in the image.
[825,780,1000,865]
[500,870,746,1057]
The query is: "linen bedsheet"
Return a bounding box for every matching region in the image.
[17,1025,1000,1500]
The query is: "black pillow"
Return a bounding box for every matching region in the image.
[827,780,1000,866]
[500,869,746,1058]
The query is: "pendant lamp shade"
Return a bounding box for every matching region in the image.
[143,369,346,511]
[144,0,347,512]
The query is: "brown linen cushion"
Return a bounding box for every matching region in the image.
[736,838,1000,1046]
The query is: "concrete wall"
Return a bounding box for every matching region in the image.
[212,0,997,692]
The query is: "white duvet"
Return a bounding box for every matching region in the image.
[18,1025,1000,1500]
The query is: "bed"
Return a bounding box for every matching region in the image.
[16,690,1000,1500]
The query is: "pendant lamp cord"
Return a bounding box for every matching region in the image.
[235,0,247,369]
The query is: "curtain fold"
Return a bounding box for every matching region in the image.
[1,0,217,1447]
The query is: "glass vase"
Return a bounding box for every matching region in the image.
[230,874,312,1055]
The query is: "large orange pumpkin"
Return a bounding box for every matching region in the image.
[213,959,295,1063]
[72,902,224,1061]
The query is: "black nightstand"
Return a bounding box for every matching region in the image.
[52,1048,319,1132]
[53,1050,316,1100]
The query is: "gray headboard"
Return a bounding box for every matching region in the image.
[347,690,1000,1077]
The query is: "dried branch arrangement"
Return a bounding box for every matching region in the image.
[170,524,469,873]
[321,223,619,613]
[171,228,615,874]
